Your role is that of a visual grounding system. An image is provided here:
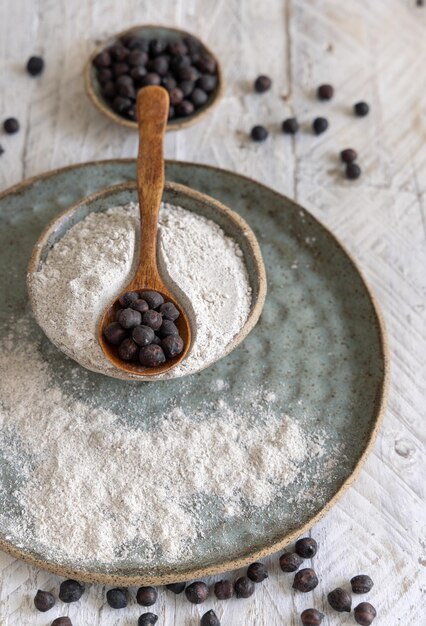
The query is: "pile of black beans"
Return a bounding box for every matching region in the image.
[103,290,184,367]
[92,34,219,122]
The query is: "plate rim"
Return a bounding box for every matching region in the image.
[0,159,390,585]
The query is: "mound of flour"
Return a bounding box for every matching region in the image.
[0,318,312,565]
[28,202,252,379]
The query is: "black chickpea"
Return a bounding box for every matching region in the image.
[295,537,318,558]
[327,587,352,612]
[346,162,362,180]
[214,579,234,600]
[292,568,319,592]
[51,618,73,626]
[185,581,209,604]
[340,148,358,163]
[251,125,268,141]
[247,561,269,582]
[34,590,55,612]
[58,579,85,603]
[138,614,159,626]
[106,588,128,609]
[254,75,272,93]
[351,574,374,594]
[317,84,334,100]
[166,582,186,594]
[279,552,303,572]
[136,586,158,606]
[300,608,324,626]
[200,609,221,626]
[234,576,255,598]
[282,117,299,134]
[354,602,377,625]
[27,56,44,76]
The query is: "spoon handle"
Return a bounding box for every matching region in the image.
[135,86,169,287]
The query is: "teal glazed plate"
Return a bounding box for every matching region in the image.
[0,161,389,585]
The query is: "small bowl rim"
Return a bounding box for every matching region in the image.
[27,180,267,381]
[84,24,225,131]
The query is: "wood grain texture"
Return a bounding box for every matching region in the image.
[0,0,425,624]
[135,86,169,283]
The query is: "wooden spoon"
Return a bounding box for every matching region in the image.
[98,86,191,377]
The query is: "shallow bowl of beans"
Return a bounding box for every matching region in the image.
[85,24,224,130]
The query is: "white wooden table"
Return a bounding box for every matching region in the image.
[0,1,425,624]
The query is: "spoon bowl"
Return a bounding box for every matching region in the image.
[98,286,191,377]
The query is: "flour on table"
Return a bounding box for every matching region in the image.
[28,202,252,379]
[0,319,315,565]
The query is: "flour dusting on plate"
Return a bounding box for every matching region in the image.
[0,318,334,566]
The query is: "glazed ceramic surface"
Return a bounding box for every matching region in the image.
[0,160,388,584]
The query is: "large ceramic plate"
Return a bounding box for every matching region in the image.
[0,160,388,585]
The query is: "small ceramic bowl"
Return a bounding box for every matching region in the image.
[28,181,266,381]
[84,25,224,131]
